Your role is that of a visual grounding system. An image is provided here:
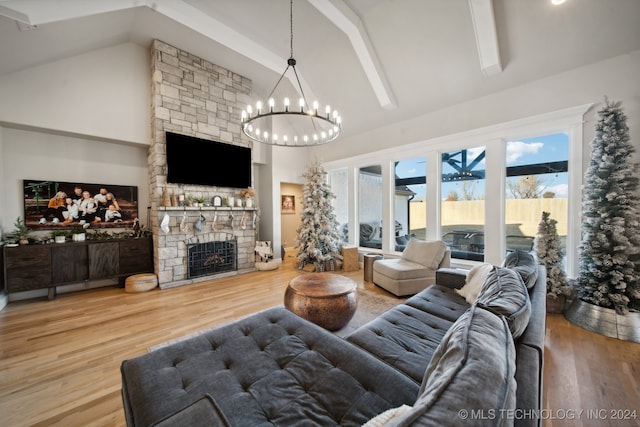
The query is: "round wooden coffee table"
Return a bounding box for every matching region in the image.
[284,273,358,331]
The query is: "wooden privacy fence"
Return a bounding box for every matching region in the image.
[409,198,568,237]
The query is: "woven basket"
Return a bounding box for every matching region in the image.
[125,274,158,293]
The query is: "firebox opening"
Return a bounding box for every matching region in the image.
[187,240,237,279]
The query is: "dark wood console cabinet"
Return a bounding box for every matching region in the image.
[3,237,153,298]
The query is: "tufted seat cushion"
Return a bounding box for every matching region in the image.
[121,307,419,427]
[345,285,469,383]
[344,304,454,384]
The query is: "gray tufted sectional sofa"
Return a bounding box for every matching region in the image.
[121,251,545,426]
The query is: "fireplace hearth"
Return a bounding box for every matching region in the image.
[187,239,237,279]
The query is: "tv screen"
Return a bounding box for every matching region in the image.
[166,132,252,188]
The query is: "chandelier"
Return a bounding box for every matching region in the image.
[241,0,341,147]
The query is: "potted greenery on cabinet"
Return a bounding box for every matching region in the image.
[71,226,87,242]
[5,217,32,245]
[51,230,69,244]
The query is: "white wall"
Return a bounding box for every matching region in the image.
[0,42,150,145]
[1,128,149,232]
[313,50,640,167]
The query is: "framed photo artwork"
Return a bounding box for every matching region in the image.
[281,195,295,214]
[23,180,139,230]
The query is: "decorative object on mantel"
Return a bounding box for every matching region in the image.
[179,211,188,232]
[295,162,343,271]
[240,0,341,147]
[240,187,256,208]
[160,213,170,234]
[535,211,572,314]
[212,195,221,207]
[240,211,247,230]
[212,212,218,231]
[194,214,205,232]
[566,99,640,342]
[161,185,170,207]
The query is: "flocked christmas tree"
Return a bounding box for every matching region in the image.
[295,161,343,271]
[577,99,640,314]
[535,211,571,299]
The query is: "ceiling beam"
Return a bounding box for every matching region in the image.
[468,0,502,76]
[308,0,397,110]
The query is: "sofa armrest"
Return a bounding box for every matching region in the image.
[435,268,467,290]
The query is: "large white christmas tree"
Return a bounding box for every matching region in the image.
[295,161,343,271]
[577,99,640,314]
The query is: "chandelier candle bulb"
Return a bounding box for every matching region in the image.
[284,97,289,111]
[268,98,275,112]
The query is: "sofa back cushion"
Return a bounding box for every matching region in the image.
[401,239,446,270]
[476,266,531,339]
[386,305,516,426]
[502,250,538,289]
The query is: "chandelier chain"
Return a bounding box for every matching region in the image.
[290,0,294,59]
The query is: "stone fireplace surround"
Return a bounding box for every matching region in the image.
[149,40,256,289]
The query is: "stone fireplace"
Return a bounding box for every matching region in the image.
[149,39,255,289]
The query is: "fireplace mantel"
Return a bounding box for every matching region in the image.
[158,207,257,212]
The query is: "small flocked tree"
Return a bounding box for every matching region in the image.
[577,99,640,314]
[535,211,571,299]
[295,161,343,271]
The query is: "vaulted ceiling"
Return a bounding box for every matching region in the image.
[1,0,639,140]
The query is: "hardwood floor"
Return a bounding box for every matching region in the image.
[1,265,638,427]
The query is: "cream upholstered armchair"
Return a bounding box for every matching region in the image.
[372,238,450,296]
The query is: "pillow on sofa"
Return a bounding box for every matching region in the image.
[386,305,517,426]
[455,263,493,304]
[401,238,446,270]
[502,250,538,289]
[476,266,531,340]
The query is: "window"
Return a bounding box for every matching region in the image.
[323,105,587,275]
[329,168,349,243]
[394,157,426,249]
[358,165,383,249]
[441,147,486,261]
[505,133,568,263]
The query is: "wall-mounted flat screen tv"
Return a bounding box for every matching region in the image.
[166,132,252,188]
